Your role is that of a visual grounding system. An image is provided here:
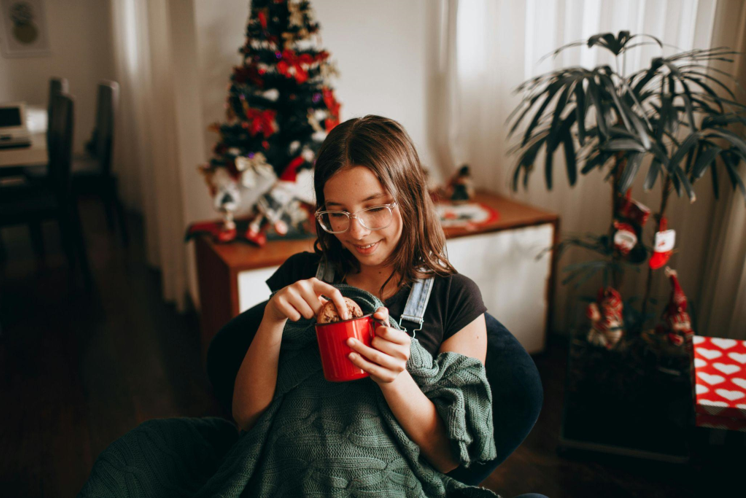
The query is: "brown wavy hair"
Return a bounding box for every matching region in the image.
[313,115,456,298]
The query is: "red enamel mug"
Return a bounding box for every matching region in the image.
[315,314,382,382]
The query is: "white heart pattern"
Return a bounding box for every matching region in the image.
[714,363,741,375]
[729,353,746,364]
[698,372,725,385]
[711,338,737,349]
[694,358,707,368]
[737,404,746,410]
[698,349,722,360]
[693,336,705,344]
[733,378,746,390]
[701,400,729,415]
[716,389,746,401]
[696,384,709,395]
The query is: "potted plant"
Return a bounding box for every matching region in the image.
[508,31,746,460]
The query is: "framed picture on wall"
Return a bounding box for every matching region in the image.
[0,0,50,58]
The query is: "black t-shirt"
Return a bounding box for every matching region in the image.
[266,251,487,357]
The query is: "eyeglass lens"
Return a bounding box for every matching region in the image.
[319,206,393,233]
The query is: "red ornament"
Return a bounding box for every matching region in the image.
[618,189,651,226]
[586,287,625,349]
[262,140,270,149]
[655,267,694,346]
[323,87,341,131]
[244,108,277,138]
[257,11,268,29]
[279,156,305,182]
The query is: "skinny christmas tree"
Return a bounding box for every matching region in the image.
[200,0,341,245]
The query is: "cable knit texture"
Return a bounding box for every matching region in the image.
[79,285,498,497]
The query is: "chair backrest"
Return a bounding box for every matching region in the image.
[47,77,69,145]
[47,93,75,199]
[91,81,119,176]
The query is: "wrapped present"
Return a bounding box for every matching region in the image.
[696,413,746,433]
[693,336,746,426]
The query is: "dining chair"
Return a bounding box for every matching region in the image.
[0,92,91,288]
[71,80,128,246]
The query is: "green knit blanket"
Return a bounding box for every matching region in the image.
[79,285,499,497]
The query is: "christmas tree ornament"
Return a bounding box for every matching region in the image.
[649,216,676,269]
[655,267,694,346]
[197,0,341,245]
[612,220,638,255]
[613,189,650,263]
[617,189,651,227]
[586,287,625,349]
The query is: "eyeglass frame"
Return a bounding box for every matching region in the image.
[315,201,399,234]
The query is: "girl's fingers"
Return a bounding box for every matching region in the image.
[347,337,406,371]
[348,350,400,383]
[275,296,302,322]
[371,335,410,360]
[287,291,315,320]
[311,278,350,320]
[375,325,411,346]
[373,307,389,322]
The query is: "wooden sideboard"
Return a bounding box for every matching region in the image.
[195,191,559,358]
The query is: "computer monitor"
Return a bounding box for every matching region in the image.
[0,102,28,137]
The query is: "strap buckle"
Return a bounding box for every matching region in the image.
[397,316,424,339]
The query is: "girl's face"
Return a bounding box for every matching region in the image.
[322,166,403,271]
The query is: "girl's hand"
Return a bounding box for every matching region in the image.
[265,277,349,324]
[347,307,412,384]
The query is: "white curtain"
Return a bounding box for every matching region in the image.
[109,0,195,311]
[433,0,746,338]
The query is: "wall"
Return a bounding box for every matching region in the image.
[0,0,115,154]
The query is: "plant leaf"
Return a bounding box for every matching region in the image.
[692,145,721,180]
[522,79,567,147]
[587,78,608,137]
[604,138,646,152]
[563,127,577,186]
[644,158,661,191]
[669,132,703,170]
[574,82,587,145]
[619,152,643,193]
[722,151,746,202]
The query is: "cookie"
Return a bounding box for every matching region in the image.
[317,297,363,324]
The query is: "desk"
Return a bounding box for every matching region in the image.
[195,191,559,356]
[0,133,47,168]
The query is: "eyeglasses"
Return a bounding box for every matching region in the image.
[316,202,398,234]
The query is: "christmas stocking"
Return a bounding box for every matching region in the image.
[586,287,625,349]
[649,216,676,270]
[615,190,650,263]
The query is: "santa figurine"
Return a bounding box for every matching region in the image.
[586,287,625,349]
[210,168,241,242]
[655,267,694,347]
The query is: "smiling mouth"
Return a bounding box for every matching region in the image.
[351,240,381,254]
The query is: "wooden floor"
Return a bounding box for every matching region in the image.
[0,197,742,497]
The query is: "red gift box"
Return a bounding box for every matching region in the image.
[693,336,746,424]
[696,413,746,432]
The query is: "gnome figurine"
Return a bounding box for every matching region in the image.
[210,168,241,242]
[586,287,625,349]
[655,267,694,347]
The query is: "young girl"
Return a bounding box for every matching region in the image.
[81,115,500,498]
[232,115,492,479]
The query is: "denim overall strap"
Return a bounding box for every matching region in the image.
[397,276,434,339]
[315,261,434,339]
[315,258,336,283]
